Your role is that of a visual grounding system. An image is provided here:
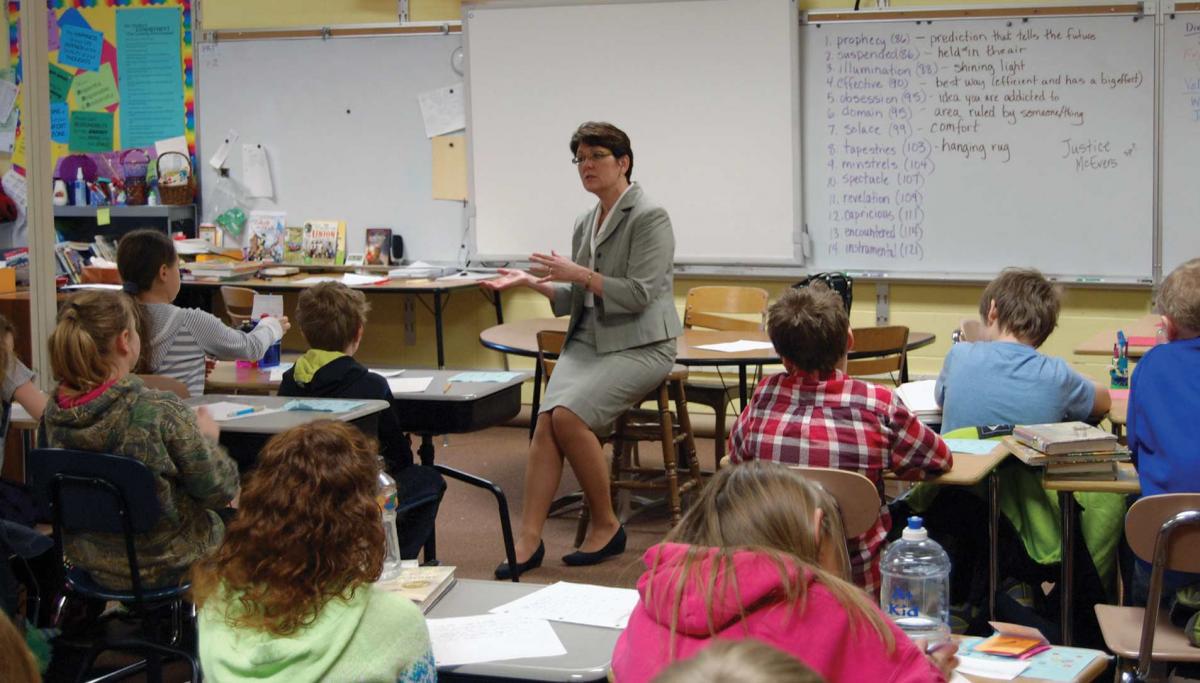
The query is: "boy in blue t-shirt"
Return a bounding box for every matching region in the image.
[1126,258,1200,643]
[936,267,1111,432]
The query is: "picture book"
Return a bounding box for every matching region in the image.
[377,565,456,613]
[245,211,286,263]
[365,227,393,266]
[283,226,305,265]
[302,220,346,265]
[1013,422,1119,455]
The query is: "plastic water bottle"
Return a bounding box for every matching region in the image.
[259,316,282,369]
[377,464,403,581]
[880,516,951,644]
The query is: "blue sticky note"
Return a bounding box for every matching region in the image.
[50,102,69,143]
[116,8,185,147]
[57,8,92,30]
[943,438,999,455]
[282,399,364,413]
[58,25,103,72]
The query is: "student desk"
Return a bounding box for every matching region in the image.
[183,274,503,368]
[1043,462,1140,646]
[480,318,936,434]
[184,394,390,470]
[427,578,617,682]
[1074,313,1159,359]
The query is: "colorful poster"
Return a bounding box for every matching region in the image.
[116,7,184,148]
[73,63,118,111]
[69,110,113,152]
[48,63,72,103]
[50,102,69,144]
[58,24,103,72]
[48,10,59,52]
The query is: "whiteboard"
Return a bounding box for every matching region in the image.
[801,15,1155,281]
[1163,14,1200,277]
[464,0,802,265]
[195,34,467,262]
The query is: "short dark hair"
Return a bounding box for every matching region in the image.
[1157,258,1200,336]
[296,282,370,351]
[979,268,1060,347]
[570,121,633,182]
[767,285,849,373]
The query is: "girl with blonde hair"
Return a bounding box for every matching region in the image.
[611,461,956,683]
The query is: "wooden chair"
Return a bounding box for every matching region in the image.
[136,374,190,399]
[1094,493,1200,682]
[788,465,881,539]
[682,286,769,468]
[219,286,256,327]
[846,325,910,386]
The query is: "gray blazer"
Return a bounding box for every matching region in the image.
[550,183,683,354]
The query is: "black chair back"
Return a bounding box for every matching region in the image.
[27,448,163,601]
[793,272,853,314]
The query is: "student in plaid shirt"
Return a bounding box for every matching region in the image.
[729,285,952,597]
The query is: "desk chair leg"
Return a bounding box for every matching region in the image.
[1059,490,1075,646]
[433,464,520,582]
[989,471,999,622]
[417,436,436,468]
[422,528,438,565]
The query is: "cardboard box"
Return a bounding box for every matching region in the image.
[0,267,15,294]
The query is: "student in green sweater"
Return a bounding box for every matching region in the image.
[191,421,436,683]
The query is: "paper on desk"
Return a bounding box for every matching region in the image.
[388,377,433,394]
[693,340,776,353]
[944,439,997,456]
[426,614,565,667]
[437,271,497,282]
[282,399,364,413]
[295,276,341,284]
[369,368,405,378]
[341,273,389,286]
[251,294,284,319]
[948,672,973,683]
[448,371,520,383]
[957,636,1101,682]
[200,401,280,421]
[268,363,294,382]
[489,581,639,629]
[955,656,1028,680]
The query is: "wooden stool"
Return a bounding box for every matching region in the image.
[575,365,704,545]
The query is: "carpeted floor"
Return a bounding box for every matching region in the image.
[427,424,716,589]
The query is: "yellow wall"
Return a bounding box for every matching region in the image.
[155,1,1158,407]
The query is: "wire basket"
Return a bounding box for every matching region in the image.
[155,151,195,205]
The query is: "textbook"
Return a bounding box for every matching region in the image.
[245,211,286,263]
[1012,422,1119,455]
[1044,461,1119,481]
[302,220,346,265]
[895,379,941,424]
[364,227,393,266]
[283,226,305,265]
[1002,436,1129,467]
[377,565,456,613]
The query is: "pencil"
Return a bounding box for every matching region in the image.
[443,383,452,394]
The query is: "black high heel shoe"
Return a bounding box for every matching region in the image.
[494,541,544,580]
[561,526,626,566]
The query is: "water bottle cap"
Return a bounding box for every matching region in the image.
[901,516,928,541]
[908,516,923,530]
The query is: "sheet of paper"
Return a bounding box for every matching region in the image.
[73,63,119,111]
[896,379,939,413]
[241,144,274,198]
[342,273,389,286]
[957,636,1101,682]
[369,368,405,378]
[49,64,73,103]
[955,656,1029,680]
[250,293,284,320]
[948,672,974,683]
[0,79,17,123]
[282,399,364,413]
[268,362,294,382]
[432,134,467,200]
[295,276,340,284]
[417,83,465,138]
[117,8,185,148]
[50,102,69,143]
[489,581,639,629]
[437,272,497,282]
[693,340,776,353]
[69,110,114,153]
[426,614,566,667]
[59,24,103,72]
[155,135,190,158]
[388,377,433,394]
[944,439,997,455]
[2,169,26,214]
[448,371,520,383]
[208,129,237,169]
[200,401,262,421]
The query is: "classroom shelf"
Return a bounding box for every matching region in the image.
[53,204,197,242]
[53,205,196,220]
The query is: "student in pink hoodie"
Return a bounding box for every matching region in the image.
[611,461,956,683]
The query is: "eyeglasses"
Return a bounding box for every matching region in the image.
[571,151,614,166]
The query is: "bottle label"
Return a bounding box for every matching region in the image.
[886,585,920,618]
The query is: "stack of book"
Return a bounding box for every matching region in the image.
[895,379,941,425]
[376,565,456,613]
[183,261,263,282]
[1004,421,1130,481]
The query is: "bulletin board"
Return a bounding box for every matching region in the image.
[7,0,194,177]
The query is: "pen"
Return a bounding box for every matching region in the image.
[231,406,260,417]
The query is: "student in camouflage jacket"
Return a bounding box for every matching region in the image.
[42,374,239,589]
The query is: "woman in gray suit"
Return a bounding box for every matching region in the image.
[483,122,682,578]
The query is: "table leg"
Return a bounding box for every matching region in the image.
[901,350,910,384]
[418,435,437,468]
[738,365,748,410]
[989,469,999,622]
[1059,490,1075,646]
[434,291,446,369]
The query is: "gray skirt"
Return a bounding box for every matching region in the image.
[540,309,677,436]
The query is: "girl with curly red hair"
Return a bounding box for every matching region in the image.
[191,421,435,682]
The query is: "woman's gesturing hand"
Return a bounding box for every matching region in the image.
[480,268,539,291]
[530,251,590,284]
